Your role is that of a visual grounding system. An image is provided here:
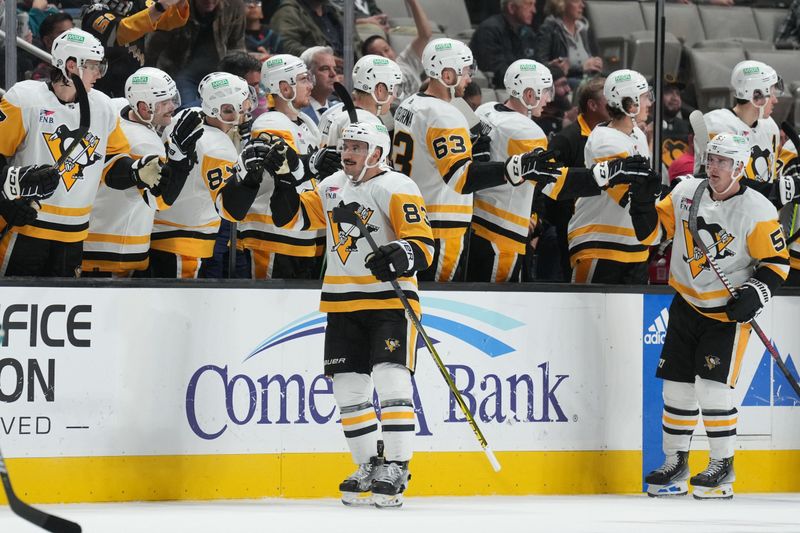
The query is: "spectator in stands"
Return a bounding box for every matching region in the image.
[331,0,389,34]
[470,0,537,88]
[547,76,608,280]
[361,0,432,99]
[83,0,190,98]
[534,0,603,89]
[245,0,281,61]
[30,12,73,81]
[146,0,246,104]
[26,0,59,39]
[261,0,280,23]
[299,45,338,124]
[536,65,573,137]
[271,0,359,64]
[659,75,691,175]
[775,0,800,48]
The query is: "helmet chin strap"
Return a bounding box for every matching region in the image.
[277,84,299,114]
[347,148,381,185]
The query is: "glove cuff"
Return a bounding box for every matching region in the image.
[393,239,415,274]
[592,161,610,189]
[778,173,797,206]
[3,166,21,200]
[167,141,188,162]
[744,278,771,307]
[504,155,525,187]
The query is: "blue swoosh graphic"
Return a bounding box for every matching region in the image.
[421,296,525,330]
[421,315,514,357]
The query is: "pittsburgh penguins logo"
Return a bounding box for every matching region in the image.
[43,125,101,191]
[328,201,378,264]
[682,217,736,278]
[662,138,688,168]
[747,143,775,183]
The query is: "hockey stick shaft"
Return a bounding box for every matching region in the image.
[779,121,800,245]
[688,181,800,397]
[0,446,81,532]
[333,209,501,471]
[333,82,358,125]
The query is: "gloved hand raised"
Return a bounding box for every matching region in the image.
[504,149,562,186]
[167,110,204,163]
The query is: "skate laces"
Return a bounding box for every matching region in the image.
[375,462,405,484]
[348,462,375,483]
[699,458,726,477]
[654,454,680,474]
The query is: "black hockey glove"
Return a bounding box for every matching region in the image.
[471,134,492,163]
[235,140,272,189]
[2,164,59,201]
[130,155,163,190]
[365,240,415,282]
[628,169,662,212]
[591,155,651,188]
[168,110,204,163]
[725,278,770,323]
[308,146,342,179]
[504,149,562,186]
[773,172,800,206]
[0,198,38,227]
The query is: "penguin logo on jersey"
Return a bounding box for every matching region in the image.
[43,125,101,191]
[747,144,775,183]
[328,201,378,265]
[681,217,736,278]
[662,138,688,168]
[384,338,401,352]
[705,355,721,371]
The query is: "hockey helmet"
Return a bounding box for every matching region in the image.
[604,69,651,117]
[731,60,783,103]
[51,28,107,79]
[125,67,180,124]
[422,38,473,85]
[504,59,554,114]
[352,55,403,105]
[705,133,750,179]
[338,122,391,183]
[261,54,311,100]
[198,72,255,125]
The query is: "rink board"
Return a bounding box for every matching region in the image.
[0,284,798,503]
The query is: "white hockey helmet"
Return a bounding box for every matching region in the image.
[422,38,473,85]
[198,72,255,124]
[261,54,310,98]
[50,28,106,79]
[604,69,651,117]
[731,60,783,103]
[706,133,750,179]
[352,55,403,104]
[125,67,180,124]
[504,59,554,115]
[338,122,391,183]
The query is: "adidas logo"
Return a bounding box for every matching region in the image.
[644,307,669,345]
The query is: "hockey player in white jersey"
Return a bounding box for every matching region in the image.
[392,38,565,282]
[149,72,269,278]
[270,122,433,507]
[238,54,325,279]
[472,60,651,282]
[568,69,654,284]
[317,54,403,153]
[82,67,189,276]
[696,61,783,182]
[628,133,789,499]
[0,28,161,277]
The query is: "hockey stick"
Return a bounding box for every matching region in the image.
[333,82,358,125]
[0,446,81,532]
[779,121,800,246]
[688,181,800,397]
[689,110,708,176]
[331,206,502,472]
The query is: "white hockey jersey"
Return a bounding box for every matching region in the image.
[698,108,780,182]
[239,110,324,258]
[318,103,382,148]
[568,124,651,265]
[150,108,237,258]
[0,80,131,242]
[284,168,434,316]
[83,104,164,273]
[474,102,546,254]
[654,177,788,321]
[392,93,474,240]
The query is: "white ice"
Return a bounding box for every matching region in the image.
[1,494,799,533]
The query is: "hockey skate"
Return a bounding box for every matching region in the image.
[339,455,383,506]
[371,461,411,508]
[645,451,690,497]
[691,457,735,500]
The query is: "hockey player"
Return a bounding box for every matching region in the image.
[237,54,325,279]
[392,37,564,282]
[82,67,191,276]
[696,60,783,183]
[270,122,433,507]
[318,54,404,152]
[149,72,269,278]
[472,60,651,282]
[0,28,160,277]
[568,69,653,284]
[82,0,189,98]
[629,133,789,499]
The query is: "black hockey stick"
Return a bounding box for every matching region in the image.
[688,181,800,397]
[0,446,81,532]
[779,121,800,246]
[333,82,358,125]
[331,206,502,472]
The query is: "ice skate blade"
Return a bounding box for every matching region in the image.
[646,481,688,498]
[372,493,404,508]
[692,484,734,500]
[341,492,374,506]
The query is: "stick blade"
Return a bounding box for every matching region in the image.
[333,82,358,124]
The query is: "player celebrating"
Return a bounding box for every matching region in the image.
[568,69,653,284]
[628,133,789,499]
[270,122,433,508]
